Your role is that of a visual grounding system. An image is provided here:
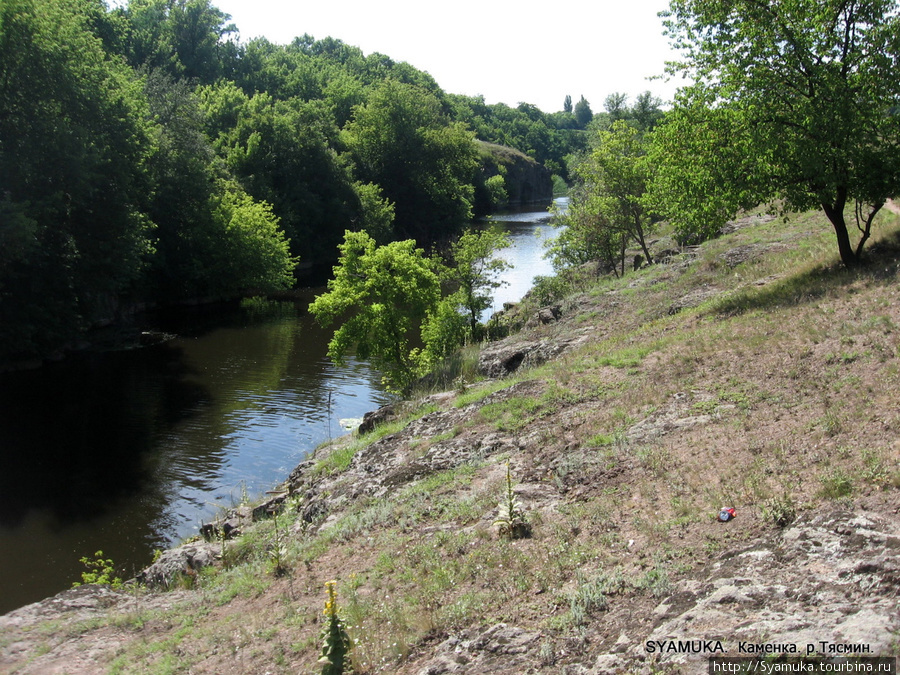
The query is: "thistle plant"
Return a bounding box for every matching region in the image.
[494,461,530,539]
[319,580,353,675]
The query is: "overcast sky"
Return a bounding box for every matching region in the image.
[212,0,685,114]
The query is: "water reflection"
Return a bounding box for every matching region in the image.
[479,198,564,319]
[0,295,390,613]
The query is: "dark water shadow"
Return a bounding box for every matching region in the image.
[0,342,208,529]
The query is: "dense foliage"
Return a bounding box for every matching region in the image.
[550,95,663,274]
[657,0,900,267]
[0,0,584,363]
[308,231,442,393]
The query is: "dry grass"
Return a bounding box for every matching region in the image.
[5,206,900,674]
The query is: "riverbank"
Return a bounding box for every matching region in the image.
[3,207,900,674]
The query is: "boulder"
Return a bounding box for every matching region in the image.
[478,334,586,378]
[524,305,561,329]
[358,403,398,434]
[137,542,220,589]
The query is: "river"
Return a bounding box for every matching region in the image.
[0,200,562,614]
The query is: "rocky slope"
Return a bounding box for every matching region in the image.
[2,208,900,674]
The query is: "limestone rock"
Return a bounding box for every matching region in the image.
[478,334,587,378]
[524,305,561,329]
[416,623,543,675]
[137,542,220,589]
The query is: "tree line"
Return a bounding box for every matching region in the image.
[0,0,588,363]
[553,0,900,277]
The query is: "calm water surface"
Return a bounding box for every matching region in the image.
[0,201,562,613]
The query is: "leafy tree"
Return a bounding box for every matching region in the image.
[553,121,656,273]
[420,297,469,365]
[353,182,395,246]
[647,98,760,244]
[661,0,900,267]
[631,91,664,131]
[199,82,358,261]
[574,95,593,128]
[343,80,478,242]
[207,181,296,292]
[563,94,573,113]
[603,92,629,122]
[443,227,511,340]
[0,0,154,359]
[308,231,441,393]
[121,0,235,83]
[548,190,628,274]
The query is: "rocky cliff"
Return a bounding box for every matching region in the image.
[477,140,554,208]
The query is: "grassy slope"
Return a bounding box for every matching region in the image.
[3,207,900,674]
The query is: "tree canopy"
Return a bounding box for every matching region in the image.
[0,0,636,364]
[660,0,900,267]
[342,80,479,242]
[549,121,657,275]
[308,231,441,393]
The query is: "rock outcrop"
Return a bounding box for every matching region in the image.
[477,141,553,206]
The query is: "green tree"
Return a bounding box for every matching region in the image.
[661,0,900,267]
[548,188,628,274]
[199,82,358,262]
[0,0,154,359]
[308,231,441,393]
[647,98,760,244]
[553,121,656,274]
[444,227,511,340]
[574,95,593,128]
[121,0,235,83]
[208,181,296,292]
[603,92,629,122]
[343,80,478,242]
[563,94,573,113]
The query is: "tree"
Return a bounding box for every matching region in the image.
[563,94,573,113]
[308,231,441,393]
[552,121,656,274]
[0,0,154,359]
[344,80,477,241]
[603,92,629,122]
[661,0,900,267]
[343,80,478,242]
[199,82,359,262]
[574,95,593,128]
[443,227,511,340]
[121,0,235,83]
[631,91,664,131]
[207,181,296,293]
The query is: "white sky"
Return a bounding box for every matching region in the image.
[212,0,685,114]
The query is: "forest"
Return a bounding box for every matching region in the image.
[0,0,593,363]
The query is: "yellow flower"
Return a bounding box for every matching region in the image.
[323,580,338,618]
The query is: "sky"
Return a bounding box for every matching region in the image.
[211,0,686,114]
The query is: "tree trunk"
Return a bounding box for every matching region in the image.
[822,190,859,268]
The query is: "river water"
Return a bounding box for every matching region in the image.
[0,200,561,614]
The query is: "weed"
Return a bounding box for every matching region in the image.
[267,506,289,577]
[494,462,530,539]
[636,563,672,599]
[819,469,853,499]
[761,492,797,527]
[73,551,123,589]
[319,581,353,675]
